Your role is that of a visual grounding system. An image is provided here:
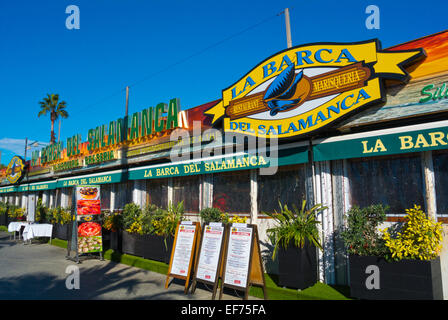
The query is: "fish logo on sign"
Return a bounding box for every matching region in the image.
[205,40,425,138]
[5,156,26,184]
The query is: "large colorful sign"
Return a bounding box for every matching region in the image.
[76,185,102,254]
[205,40,425,138]
[30,98,187,169]
[5,156,26,184]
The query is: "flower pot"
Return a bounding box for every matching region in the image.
[121,231,173,263]
[349,255,443,300]
[52,224,69,240]
[277,240,318,290]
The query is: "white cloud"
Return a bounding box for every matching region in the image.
[0,138,48,156]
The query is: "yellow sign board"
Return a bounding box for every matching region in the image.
[205,40,425,138]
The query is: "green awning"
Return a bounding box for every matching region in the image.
[56,169,125,188]
[313,120,448,161]
[128,145,308,180]
[28,181,57,191]
[18,184,29,192]
[0,186,18,194]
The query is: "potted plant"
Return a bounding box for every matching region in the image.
[200,207,224,224]
[50,207,72,240]
[0,202,8,226]
[121,202,182,263]
[149,201,184,262]
[7,205,25,222]
[35,199,49,223]
[102,210,123,251]
[342,204,443,300]
[264,200,325,290]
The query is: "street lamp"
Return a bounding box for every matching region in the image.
[22,138,48,223]
[24,138,47,161]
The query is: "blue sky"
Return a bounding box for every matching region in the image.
[0,0,447,165]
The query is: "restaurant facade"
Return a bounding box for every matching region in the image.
[2,30,448,296]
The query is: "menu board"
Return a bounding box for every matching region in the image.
[196,223,225,283]
[76,185,102,254]
[170,222,197,276]
[223,224,253,288]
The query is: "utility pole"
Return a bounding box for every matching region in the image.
[24,137,28,161]
[125,86,129,117]
[284,8,292,48]
[58,119,61,143]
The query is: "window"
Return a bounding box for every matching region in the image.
[173,176,200,213]
[114,181,133,209]
[66,187,74,208]
[347,154,424,214]
[100,184,111,210]
[146,179,168,208]
[258,164,307,214]
[213,170,250,214]
[433,150,448,215]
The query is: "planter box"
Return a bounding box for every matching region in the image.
[110,230,122,252]
[0,214,7,226]
[277,241,318,290]
[349,255,443,300]
[121,231,173,263]
[52,224,69,240]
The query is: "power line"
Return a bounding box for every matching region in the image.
[74,10,283,116]
[127,11,282,89]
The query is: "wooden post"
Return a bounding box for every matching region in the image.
[421,151,437,221]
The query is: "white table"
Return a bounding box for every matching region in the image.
[8,222,30,240]
[23,224,53,243]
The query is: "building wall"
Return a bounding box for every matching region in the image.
[4,147,448,298]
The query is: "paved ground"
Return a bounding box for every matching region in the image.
[0,232,256,300]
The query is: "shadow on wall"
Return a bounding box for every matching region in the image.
[260,240,278,275]
[0,260,185,300]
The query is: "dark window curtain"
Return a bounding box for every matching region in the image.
[115,181,134,210]
[173,176,200,213]
[257,164,307,214]
[213,170,250,214]
[433,150,448,215]
[347,154,424,215]
[100,184,111,210]
[66,187,74,209]
[146,179,168,208]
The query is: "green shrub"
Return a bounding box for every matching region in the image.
[122,203,143,232]
[36,198,49,223]
[264,200,325,260]
[200,207,226,224]
[48,207,72,225]
[152,201,185,237]
[341,204,389,257]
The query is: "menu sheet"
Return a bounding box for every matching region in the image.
[223,225,253,288]
[196,223,224,283]
[170,223,197,276]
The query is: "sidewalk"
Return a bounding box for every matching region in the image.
[0,232,254,300]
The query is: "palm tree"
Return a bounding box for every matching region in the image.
[37,94,69,144]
